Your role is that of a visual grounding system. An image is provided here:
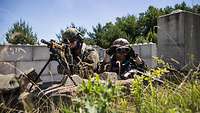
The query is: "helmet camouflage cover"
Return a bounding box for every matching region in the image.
[112,38,130,48]
[62,28,82,42]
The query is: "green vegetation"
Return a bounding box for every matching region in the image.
[1,61,199,113]
[2,2,200,112]
[5,19,38,45]
[4,2,200,47]
[60,59,200,113]
[86,2,200,48]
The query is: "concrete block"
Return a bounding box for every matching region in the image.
[159,44,185,69]
[33,46,50,60]
[150,43,157,58]
[140,43,157,59]
[16,60,50,75]
[132,44,140,55]
[40,74,63,83]
[158,11,200,70]
[158,13,185,46]
[0,45,32,61]
[0,62,16,74]
[184,12,200,67]
[49,61,59,75]
[140,44,150,58]
[143,58,157,68]
[65,75,83,86]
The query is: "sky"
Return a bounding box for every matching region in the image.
[0,0,199,43]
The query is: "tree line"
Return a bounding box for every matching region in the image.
[4,2,200,48]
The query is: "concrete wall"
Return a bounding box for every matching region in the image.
[0,45,63,83]
[0,43,157,82]
[94,43,157,68]
[132,43,157,68]
[158,11,200,70]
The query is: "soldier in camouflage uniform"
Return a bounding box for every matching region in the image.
[57,27,99,79]
[101,38,146,79]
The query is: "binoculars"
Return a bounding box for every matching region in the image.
[116,47,130,53]
[107,46,132,55]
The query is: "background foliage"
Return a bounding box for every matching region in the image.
[86,2,200,48]
[5,19,38,45]
[4,2,200,47]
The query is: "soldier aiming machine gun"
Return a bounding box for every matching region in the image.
[29,39,77,91]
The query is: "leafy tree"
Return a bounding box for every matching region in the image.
[146,31,157,43]
[192,4,200,14]
[115,15,138,43]
[174,2,192,11]
[88,22,127,48]
[162,6,174,14]
[83,38,96,45]
[135,35,148,44]
[5,19,38,45]
[89,2,199,46]
[87,23,104,45]
[137,6,161,36]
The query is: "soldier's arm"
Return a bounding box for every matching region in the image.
[130,48,146,69]
[130,48,147,71]
[132,55,147,72]
[85,50,99,70]
[134,54,144,65]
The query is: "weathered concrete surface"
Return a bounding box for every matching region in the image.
[16,61,50,75]
[158,11,200,69]
[133,43,157,67]
[0,43,157,82]
[132,44,141,55]
[32,46,50,60]
[140,43,157,59]
[143,58,157,68]
[0,45,32,61]
[49,61,59,75]
[0,62,16,74]
[40,74,63,83]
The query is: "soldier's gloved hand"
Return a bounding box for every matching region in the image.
[130,48,143,65]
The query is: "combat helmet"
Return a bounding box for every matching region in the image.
[111,38,130,48]
[62,27,83,43]
[107,38,130,55]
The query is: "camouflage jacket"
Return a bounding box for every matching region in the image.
[57,43,99,78]
[100,55,146,80]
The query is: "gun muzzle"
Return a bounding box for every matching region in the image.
[41,39,50,46]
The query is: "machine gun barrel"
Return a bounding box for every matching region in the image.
[41,39,51,46]
[41,39,66,51]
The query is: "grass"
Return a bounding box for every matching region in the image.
[60,58,200,113]
[1,59,200,113]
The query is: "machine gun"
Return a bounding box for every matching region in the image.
[29,39,76,91]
